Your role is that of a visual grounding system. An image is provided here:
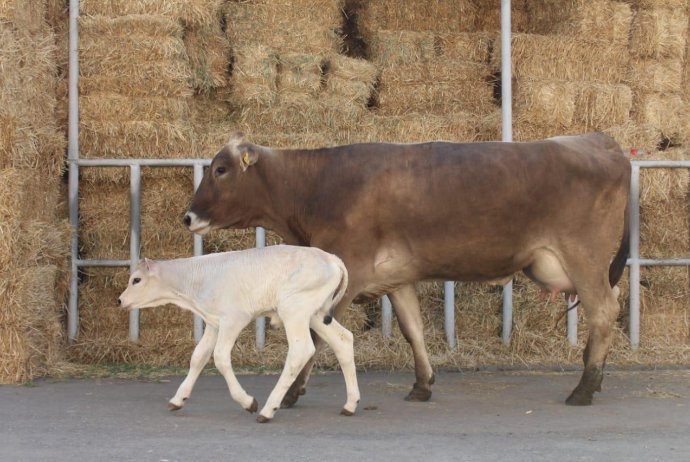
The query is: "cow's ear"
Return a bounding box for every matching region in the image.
[237,144,259,172]
[144,258,157,273]
[228,131,245,144]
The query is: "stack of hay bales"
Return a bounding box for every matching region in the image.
[224,0,377,147]
[0,0,69,383]
[627,1,689,145]
[69,3,233,365]
[358,1,494,143]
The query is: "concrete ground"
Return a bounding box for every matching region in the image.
[2,370,690,461]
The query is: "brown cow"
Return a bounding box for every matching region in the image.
[185,131,630,408]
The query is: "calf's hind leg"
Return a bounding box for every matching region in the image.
[258,313,316,423]
[309,316,360,416]
[169,325,219,411]
[565,273,621,406]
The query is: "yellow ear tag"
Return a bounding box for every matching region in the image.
[243,152,250,165]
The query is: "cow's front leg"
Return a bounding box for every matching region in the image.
[169,324,219,411]
[214,315,257,413]
[258,313,315,423]
[388,284,435,402]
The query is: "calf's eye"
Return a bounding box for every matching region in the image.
[133,278,141,285]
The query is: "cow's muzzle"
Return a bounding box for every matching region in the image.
[183,211,211,235]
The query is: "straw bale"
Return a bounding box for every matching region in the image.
[325,55,377,106]
[477,110,583,142]
[185,23,231,92]
[238,95,366,133]
[80,0,221,28]
[0,168,60,223]
[524,0,575,34]
[224,2,343,54]
[79,13,184,37]
[0,0,47,33]
[376,60,494,116]
[0,266,62,384]
[369,30,436,67]
[476,7,528,33]
[277,53,325,97]
[229,44,279,106]
[630,9,688,59]
[626,59,683,94]
[493,34,629,84]
[573,81,632,130]
[632,92,690,143]
[357,113,479,144]
[514,79,577,128]
[634,0,688,9]
[555,0,633,45]
[80,94,190,123]
[357,0,477,43]
[437,32,492,63]
[0,219,70,272]
[602,122,661,151]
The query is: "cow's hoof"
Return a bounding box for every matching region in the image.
[340,408,354,416]
[565,389,593,406]
[257,415,271,424]
[404,384,432,402]
[168,402,182,411]
[280,388,305,409]
[246,398,258,414]
[429,374,436,385]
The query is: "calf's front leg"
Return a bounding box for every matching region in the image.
[169,324,219,411]
[214,315,257,413]
[258,314,315,423]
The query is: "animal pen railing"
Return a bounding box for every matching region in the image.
[65,157,688,350]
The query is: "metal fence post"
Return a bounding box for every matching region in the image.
[382,295,392,338]
[255,227,266,348]
[567,297,578,346]
[629,165,641,349]
[129,165,141,341]
[501,0,514,345]
[444,281,456,347]
[192,163,205,342]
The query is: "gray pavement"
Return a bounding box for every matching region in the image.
[2,370,689,461]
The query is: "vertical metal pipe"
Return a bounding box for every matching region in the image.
[501,0,513,345]
[444,281,456,348]
[629,166,641,349]
[192,163,204,342]
[255,227,266,348]
[567,296,578,346]
[67,0,80,343]
[382,295,392,338]
[129,165,141,341]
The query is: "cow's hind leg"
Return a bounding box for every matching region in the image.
[388,284,435,402]
[169,324,219,410]
[565,271,620,406]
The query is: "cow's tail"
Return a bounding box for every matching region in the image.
[609,196,630,289]
[323,257,348,325]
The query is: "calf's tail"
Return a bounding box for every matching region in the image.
[323,258,348,325]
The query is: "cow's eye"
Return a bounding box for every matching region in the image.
[133,278,141,285]
[215,167,226,176]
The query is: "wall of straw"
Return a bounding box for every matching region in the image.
[0,0,68,383]
[24,0,690,377]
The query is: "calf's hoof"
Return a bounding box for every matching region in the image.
[340,408,354,416]
[168,402,182,411]
[565,389,594,406]
[257,415,271,424]
[246,398,258,414]
[404,384,432,402]
[280,387,305,409]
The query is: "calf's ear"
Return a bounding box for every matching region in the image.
[144,258,157,272]
[237,144,259,172]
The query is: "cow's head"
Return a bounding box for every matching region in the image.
[117,259,171,311]
[184,131,262,235]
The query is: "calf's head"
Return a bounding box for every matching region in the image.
[117,259,171,311]
[185,131,262,235]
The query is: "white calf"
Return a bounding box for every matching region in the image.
[117,245,359,422]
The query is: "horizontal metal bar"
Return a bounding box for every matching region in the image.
[626,258,690,267]
[631,161,690,168]
[76,259,131,267]
[68,159,211,167]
